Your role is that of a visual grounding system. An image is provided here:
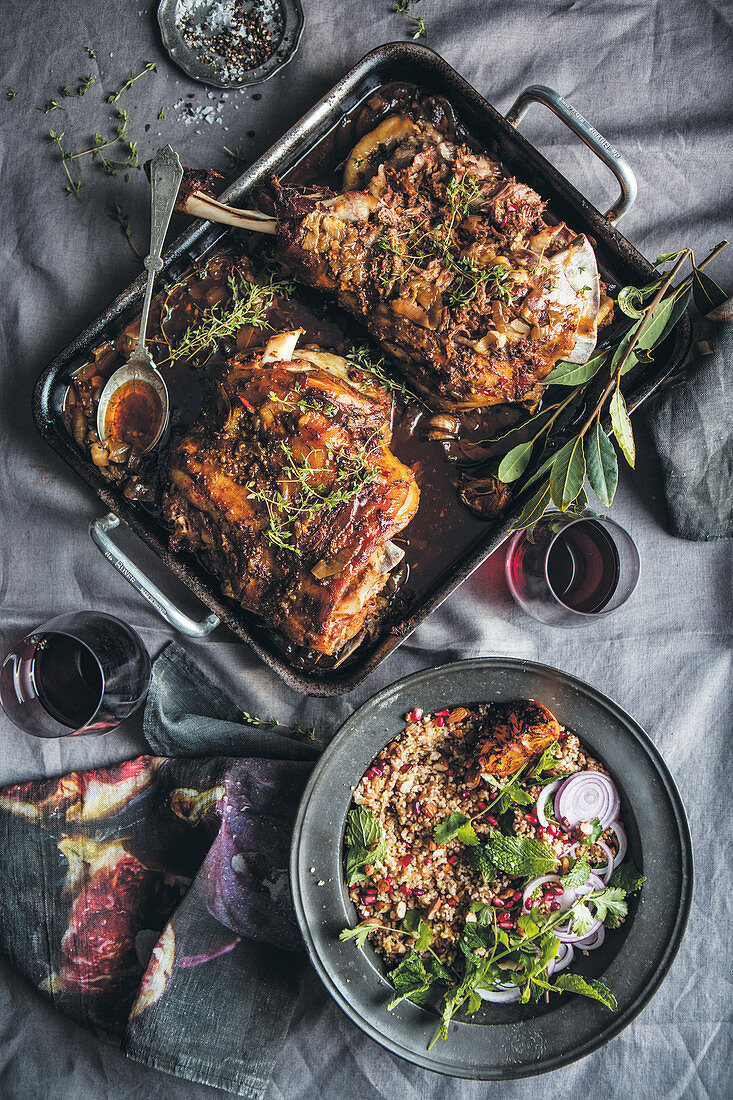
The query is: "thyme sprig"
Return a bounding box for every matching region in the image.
[241,710,321,743]
[493,242,729,529]
[49,107,139,197]
[107,61,157,103]
[247,437,378,555]
[7,88,18,100]
[111,204,141,258]
[345,344,424,406]
[160,272,294,366]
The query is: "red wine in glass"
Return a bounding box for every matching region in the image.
[505,513,639,626]
[0,612,150,738]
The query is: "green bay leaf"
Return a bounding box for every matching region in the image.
[609,389,635,467]
[543,350,607,387]
[550,435,586,509]
[585,422,618,507]
[511,477,552,531]
[498,440,533,483]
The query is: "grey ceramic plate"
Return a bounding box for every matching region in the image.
[157,0,303,89]
[291,658,692,1078]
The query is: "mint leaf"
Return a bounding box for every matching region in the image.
[339,919,380,948]
[610,860,646,895]
[548,973,618,1011]
[561,859,592,889]
[434,812,471,845]
[468,845,497,884]
[345,846,370,885]
[485,832,557,878]
[532,742,561,778]
[402,910,433,952]
[387,951,445,1009]
[346,805,381,849]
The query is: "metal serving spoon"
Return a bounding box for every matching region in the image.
[97,145,183,452]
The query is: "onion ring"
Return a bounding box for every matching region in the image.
[547,942,575,975]
[575,924,606,951]
[606,820,627,869]
[555,771,620,829]
[536,780,562,827]
[476,982,521,1004]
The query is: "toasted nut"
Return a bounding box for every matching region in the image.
[433,762,448,772]
[427,898,442,919]
[398,777,414,794]
[428,840,437,852]
[363,864,374,875]
[560,857,570,873]
[465,910,477,923]
[395,900,407,920]
[447,707,469,724]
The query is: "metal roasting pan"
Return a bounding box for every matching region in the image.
[33,43,692,695]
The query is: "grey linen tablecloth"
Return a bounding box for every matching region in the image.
[0,1,731,1098]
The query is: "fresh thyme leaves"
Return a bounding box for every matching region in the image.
[62,74,96,98]
[394,0,427,38]
[223,143,247,172]
[247,437,377,555]
[241,710,320,742]
[85,46,97,59]
[344,806,387,885]
[48,107,139,198]
[506,241,729,531]
[162,272,294,366]
[111,205,142,258]
[107,61,157,104]
[7,88,18,100]
[345,344,423,406]
[42,99,66,114]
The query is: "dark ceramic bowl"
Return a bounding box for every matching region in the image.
[157,0,304,89]
[290,658,692,1078]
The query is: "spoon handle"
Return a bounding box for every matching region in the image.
[135,145,184,357]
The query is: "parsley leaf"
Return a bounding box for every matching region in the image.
[588,887,628,923]
[560,859,592,889]
[402,910,433,952]
[571,901,595,936]
[610,860,646,895]
[433,812,471,845]
[456,822,480,846]
[578,817,603,846]
[532,742,561,778]
[339,919,380,948]
[484,832,557,878]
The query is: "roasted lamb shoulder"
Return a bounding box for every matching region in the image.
[266,113,609,410]
[164,331,419,655]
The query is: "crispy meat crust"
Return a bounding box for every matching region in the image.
[269,113,587,410]
[163,343,419,654]
[472,701,563,777]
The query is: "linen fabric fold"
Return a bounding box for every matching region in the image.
[0,642,319,1099]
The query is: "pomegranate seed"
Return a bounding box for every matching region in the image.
[408,708,423,722]
[526,814,538,825]
[486,815,498,826]
[476,800,487,811]
[525,897,535,910]
[402,887,412,896]
[399,763,412,773]
[512,891,523,903]
[549,901,561,911]
[384,877,392,887]
[547,824,558,837]
[489,789,497,799]
[498,920,513,929]
[400,856,412,867]
[363,894,377,903]
[424,857,432,866]
[448,855,458,865]
[367,767,380,779]
[436,716,445,727]
[550,884,565,896]
[436,709,450,717]
[447,767,454,776]
[537,826,546,835]
[492,896,505,908]
[447,898,458,906]
[413,887,424,896]
[435,945,445,954]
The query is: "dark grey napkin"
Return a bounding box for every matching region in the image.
[645,312,733,540]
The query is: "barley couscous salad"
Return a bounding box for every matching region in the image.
[340,699,645,1047]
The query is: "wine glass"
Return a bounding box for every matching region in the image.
[0,611,151,738]
[504,512,640,626]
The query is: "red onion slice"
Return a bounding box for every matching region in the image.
[555,771,620,829]
[606,820,627,869]
[522,874,578,914]
[594,840,615,884]
[536,780,562,827]
[575,924,606,951]
[555,873,605,942]
[547,942,574,976]
[476,982,521,1004]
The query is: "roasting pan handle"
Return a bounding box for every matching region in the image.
[505,85,637,225]
[89,513,221,638]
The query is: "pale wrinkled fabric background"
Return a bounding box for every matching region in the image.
[1,1,731,1098]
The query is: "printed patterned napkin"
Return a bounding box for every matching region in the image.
[0,643,320,1099]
